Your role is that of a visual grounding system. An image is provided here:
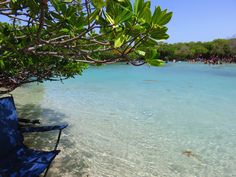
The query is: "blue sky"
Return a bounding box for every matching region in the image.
[149,0,236,43]
[1,0,235,43]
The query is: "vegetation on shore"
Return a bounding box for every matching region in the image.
[0,0,172,94]
[158,38,236,63]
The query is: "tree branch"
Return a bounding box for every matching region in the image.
[37,0,48,42]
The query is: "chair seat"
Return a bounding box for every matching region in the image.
[0,146,60,177]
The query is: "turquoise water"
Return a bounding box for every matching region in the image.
[14,63,236,177]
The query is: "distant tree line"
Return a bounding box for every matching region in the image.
[158,38,236,64]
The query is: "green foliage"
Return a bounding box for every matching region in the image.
[147,59,164,66]
[0,0,172,93]
[158,38,236,61]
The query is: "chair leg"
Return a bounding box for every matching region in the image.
[54,130,62,150]
[44,129,63,177]
[43,163,52,177]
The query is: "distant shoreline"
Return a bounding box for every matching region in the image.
[164,57,236,65]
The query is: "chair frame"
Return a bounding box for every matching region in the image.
[19,123,67,177]
[0,95,68,177]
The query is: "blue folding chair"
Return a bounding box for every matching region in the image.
[0,96,68,177]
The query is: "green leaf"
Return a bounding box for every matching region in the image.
[89,9,100,22]
[114,35,125,48]
[114,4,133,24]
[143,37,158,46]
[27,0,39,16]
[152,7,173,26]
[145,49,157,60]
[0,60,4,69]
[150,26,169,40]
[92,0,105,9]
[59,2,67,15]
[136,50,145,56]
[146,59,164,66]
[66,6,76,17]
[134,0,144,15]
[51,11,62,20]
[159,12,173,25]
[152,6,162,24]
[60,28,70,33]
[51,0,60,12]
[104,11,115,25]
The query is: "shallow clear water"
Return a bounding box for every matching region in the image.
[13,63,236,177]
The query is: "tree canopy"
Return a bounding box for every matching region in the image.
[0,0,172,93]
[158,38,236,61]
